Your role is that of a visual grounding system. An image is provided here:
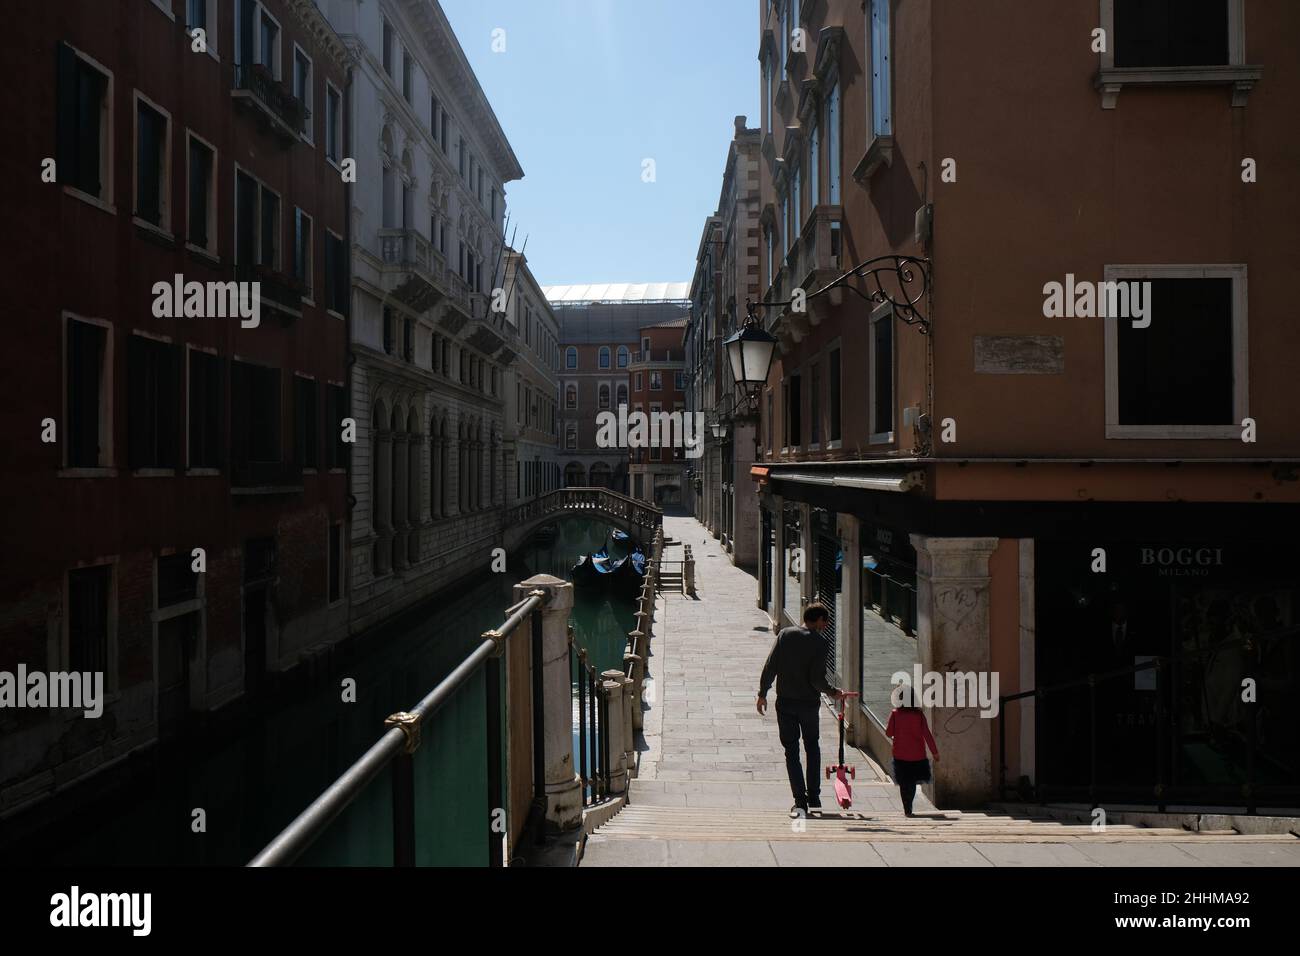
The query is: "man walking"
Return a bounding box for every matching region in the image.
[757,604,844,818]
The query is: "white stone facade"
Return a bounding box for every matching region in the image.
[322,0,524,630]
[503,250,562,504]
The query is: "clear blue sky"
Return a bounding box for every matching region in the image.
[441,0,759,287]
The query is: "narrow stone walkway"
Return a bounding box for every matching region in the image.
[582,515,1300,867]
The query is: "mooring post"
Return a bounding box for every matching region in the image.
[618,670,636,773]
[624,648,644,732]
[600,673,628,794]
[514,574,582,833]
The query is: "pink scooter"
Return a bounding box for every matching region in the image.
[825,692,860,809]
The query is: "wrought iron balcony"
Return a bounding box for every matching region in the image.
[631,348,685,365]
[232,64,308,144]
[235,262,304,324]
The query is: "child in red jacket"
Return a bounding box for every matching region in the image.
[885,698,940,817]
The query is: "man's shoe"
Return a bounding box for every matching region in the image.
[807,797,823,813]
[789,804,808,819]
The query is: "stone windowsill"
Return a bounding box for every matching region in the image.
[1096,65,1263,109]
[853,134,894,185]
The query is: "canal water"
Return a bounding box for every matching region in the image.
[13,516,638,867]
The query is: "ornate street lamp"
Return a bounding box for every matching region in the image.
[710,421,728,441]
[726,254,931,413]
[722,322,778,415]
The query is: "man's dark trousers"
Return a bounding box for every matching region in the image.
[776,697,821,806]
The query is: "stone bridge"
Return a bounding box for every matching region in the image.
[501,487,663,554]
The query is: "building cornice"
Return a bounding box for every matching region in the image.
[285,0,351,69]
[398,0,524,183]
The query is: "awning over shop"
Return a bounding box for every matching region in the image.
[766,469,925,493]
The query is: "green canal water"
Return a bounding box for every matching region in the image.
[20,517,638,867]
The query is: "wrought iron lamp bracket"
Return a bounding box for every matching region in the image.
[744,254,932,334]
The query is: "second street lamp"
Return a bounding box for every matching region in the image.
[722,321,778,414]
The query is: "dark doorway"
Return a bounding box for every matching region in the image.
[157,612,197,743]
[243,586,267,698]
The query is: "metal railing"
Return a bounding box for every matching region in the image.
[862,567,916,636]
[248,590,551,867]
[572,630,611,806]
[232,63,308,138]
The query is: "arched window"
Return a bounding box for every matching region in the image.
[566,347,577,369]
[565,462,585,487]
[566,384,577,409]
[598,384,610,409]
[617,345,630,368]
[599,346,611,369]
[616,384,628,408]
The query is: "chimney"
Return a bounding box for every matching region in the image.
[734,115,747,137]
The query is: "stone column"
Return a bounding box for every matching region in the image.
[601,674,628,795]
[605,669,635,776]
[393,433,409,569]
[440,436,450,516]
[375,427,393,574]
[624,650,643,732]
[731,420,759,571]
[429,436,440,519]
[513,574,582,831]
[910,535,999,809]
[407,433,423,563]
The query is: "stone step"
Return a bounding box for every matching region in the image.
[593,807,1300,843]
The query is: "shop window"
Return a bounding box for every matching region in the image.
[859,523,918,726]
[783,503,803,626]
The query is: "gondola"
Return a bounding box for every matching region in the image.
[570,532,647,599]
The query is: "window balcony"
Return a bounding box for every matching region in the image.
[794,204,845,325]
[231,458,304,494]
[232,64,308,145]
[379,228,446,313]
[631,349,685,365]
[235,262,304,325]
[438,271,472,336]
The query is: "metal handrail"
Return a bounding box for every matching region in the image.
[248,591,549,867]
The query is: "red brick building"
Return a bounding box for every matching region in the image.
[0,0,351,814]
[629,320,690,506]
[547,284,690,492]
[750,0,1300,810]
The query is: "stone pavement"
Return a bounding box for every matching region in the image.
[581,515,1300,867]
